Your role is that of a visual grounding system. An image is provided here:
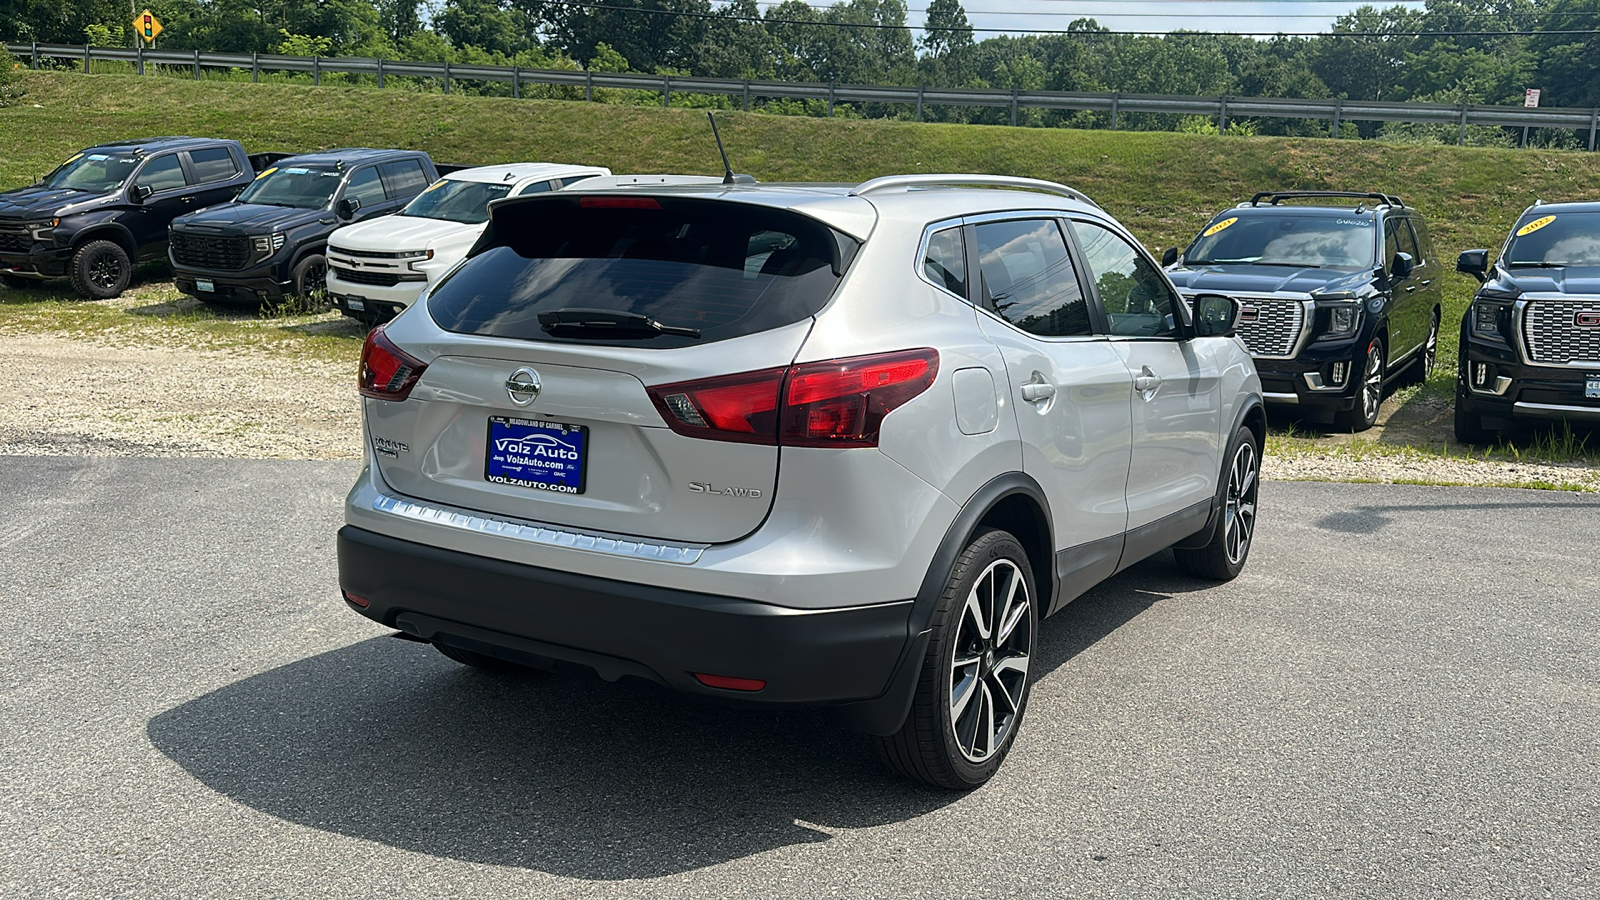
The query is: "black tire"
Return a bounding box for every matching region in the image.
[1408,310,1439,386]
[1335,340,1385,432]
[1174,426,1260,581]
[874,529,1037,790]
[433,641,541,674]
[1,273,35,291]
[1454,397,1494,446]
[290,254,328,306]
[68,239,132,300]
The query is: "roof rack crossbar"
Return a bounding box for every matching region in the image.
[851,174,1099,208]
[1250,190,1404,208]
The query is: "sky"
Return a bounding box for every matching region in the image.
[943,1,1428,37]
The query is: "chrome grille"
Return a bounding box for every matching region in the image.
[1230,297,1305,357]
[170,231,251,270]
[1523,300,1600,364]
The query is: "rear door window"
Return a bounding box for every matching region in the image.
[186,147,239,184]
[427,197,856,348]
[379,159,430,201]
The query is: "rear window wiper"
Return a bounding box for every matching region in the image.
[537,308,702,339]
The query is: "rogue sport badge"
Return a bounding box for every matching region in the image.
[505,367,542,405]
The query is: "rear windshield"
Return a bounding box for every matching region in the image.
[400,179,511,225]
[1503,212,1600,267]
[1186,213,1377,269]
[426,197,856,347]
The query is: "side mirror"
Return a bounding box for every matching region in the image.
[1390,251,1414,280]
[132,184,153,203]
[1192,293,1239,338]
[1456,248,1490,283]
[1161,246,1179,267]
[336,197,361,220]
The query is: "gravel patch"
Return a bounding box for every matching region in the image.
[4,330,1597,490]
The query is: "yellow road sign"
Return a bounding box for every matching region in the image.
[133,10,163,44]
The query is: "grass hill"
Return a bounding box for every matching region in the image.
[6,69,1600,372]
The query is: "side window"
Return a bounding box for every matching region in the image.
[378,160,430,201]
[974,218,1090,337]
[343,166,387,208]
[135,154,187,193]
[1395,218,1422,264]
[187,147,239,184]
[1070,219,1180,338]
[514,181,553,196]
[921,226,967,297]
[559,174,599,188]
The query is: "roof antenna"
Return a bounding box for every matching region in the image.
[708,112,735,185]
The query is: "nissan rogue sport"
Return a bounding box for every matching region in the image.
[336,174,1265,788]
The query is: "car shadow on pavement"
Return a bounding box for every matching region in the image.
[145,556,1198,879]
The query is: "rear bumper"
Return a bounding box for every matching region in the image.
[337,525,920,729]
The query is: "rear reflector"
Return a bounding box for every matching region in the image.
[579,196,662,209]
[341,590,371,608]
[647,349,939,448]
[358,327,428,401]
[693,673,767,692]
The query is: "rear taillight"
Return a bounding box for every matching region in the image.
[358,327,427,401]
[781,349,939,447]
[647,349,938,448]
[648,367,787,445]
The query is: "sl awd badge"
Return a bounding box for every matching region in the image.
[506,367,541,406]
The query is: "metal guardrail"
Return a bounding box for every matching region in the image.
[9,41,1599,150]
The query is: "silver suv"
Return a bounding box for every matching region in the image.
[338,174,1264,789]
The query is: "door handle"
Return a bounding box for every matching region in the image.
[180,196,197,203]
[1133,366,1162,394]
[1020,375,1055,403]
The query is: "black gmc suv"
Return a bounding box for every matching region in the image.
[168,148,440,306]
[0,137,282,299]
[1164,192,1443,431]
[1454,201,1600,443]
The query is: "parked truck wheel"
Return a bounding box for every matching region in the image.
[68,240,132,300]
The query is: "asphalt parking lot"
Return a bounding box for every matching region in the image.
[2,456,1596,899]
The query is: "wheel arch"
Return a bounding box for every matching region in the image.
[71,224,137,259]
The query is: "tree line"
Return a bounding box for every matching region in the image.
[6,1,1599,145]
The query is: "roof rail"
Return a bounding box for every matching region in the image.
[850,174,1099,207]
[1250,190,1405,208]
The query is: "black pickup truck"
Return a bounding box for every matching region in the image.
[0,137,286,299]
[168,148,442,306]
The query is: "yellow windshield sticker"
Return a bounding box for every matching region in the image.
[422,179,447,193]
[1203,217,1238,237]
[1516,215,1556,237]
[63,152,84,165]
[255,167,277,180]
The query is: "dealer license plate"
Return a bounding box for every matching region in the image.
[485,416,588,494]
[195,279,213,292]
[1586,375,1600,399]
[344,296,366,311]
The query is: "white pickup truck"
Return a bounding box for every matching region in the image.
[325,162,611,323]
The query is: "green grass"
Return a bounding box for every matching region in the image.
[4,70,1600,476]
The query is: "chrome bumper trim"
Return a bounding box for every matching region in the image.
[1512,402,1600,421]
[371,492,706,565]
[1262,392,1300,404]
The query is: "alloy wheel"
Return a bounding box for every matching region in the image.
[1224,440,1259,565]
[948,558,1032,763]
[1360,344,1384,423]
[89,253,123,290]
